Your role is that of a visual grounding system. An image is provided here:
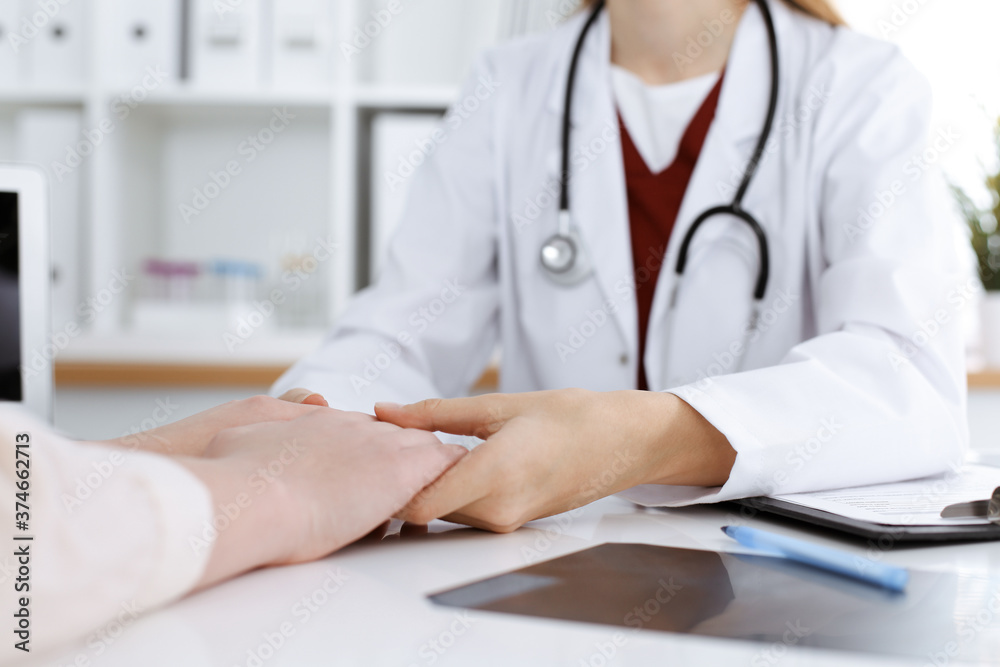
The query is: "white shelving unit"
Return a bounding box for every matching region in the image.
[0,0,571,369]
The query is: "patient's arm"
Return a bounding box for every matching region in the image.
[0,404,462,656]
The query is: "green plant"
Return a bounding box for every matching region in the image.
[952,116,1000,291]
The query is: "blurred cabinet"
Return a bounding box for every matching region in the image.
[367,111,442,280]
[189,0,263,88]
[0,0,577,368]
[101,0,183,88]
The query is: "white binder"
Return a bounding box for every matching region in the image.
[0,3,21,87]
[189,0,262,88]
[15,109,83,330]
[101,0,182,89]
[497,0,581,39]
[365,0,504,85]
[268,0,332,89]
[370,112,443,279]
[22,0,86,88]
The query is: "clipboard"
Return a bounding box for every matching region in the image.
[732,496,1000,543]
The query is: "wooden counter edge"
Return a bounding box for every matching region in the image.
[54,362,1000,391]
[968,369,1000,389]
[55,361,502,392]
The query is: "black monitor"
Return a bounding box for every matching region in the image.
[0,191,20,401]
[0,166,51,420]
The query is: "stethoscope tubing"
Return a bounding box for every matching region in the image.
[675,204,771,301]
[557,0,606,214]
[545,0,780,375]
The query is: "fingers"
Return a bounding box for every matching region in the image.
[389,443,469,514]
[375,394,513,439]
[278,388,329,407]
[394,443,504,526]
[437,511,521,534]
[395,443,468,487]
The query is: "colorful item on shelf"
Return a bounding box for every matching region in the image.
[142,258,201,301]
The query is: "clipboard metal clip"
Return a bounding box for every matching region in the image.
[940,486,1000,524]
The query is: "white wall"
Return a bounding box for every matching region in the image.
[835,0,1000,197]
[54,386,262,441]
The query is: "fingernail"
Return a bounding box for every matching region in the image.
[375,402,403,412]
[305,393,329,407]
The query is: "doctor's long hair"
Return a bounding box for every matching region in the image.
[769,0,845,24]
[581,0,845,26]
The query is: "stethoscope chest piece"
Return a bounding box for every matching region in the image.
[541,0,777,303]
[540,211,593,286]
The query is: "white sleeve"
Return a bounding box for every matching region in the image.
[620,45,968,507]
[271,55,502,414]
[0,405,214,656]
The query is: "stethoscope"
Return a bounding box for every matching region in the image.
[540,0,779,342]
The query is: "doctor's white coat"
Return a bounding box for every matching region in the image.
[274,0,969,506]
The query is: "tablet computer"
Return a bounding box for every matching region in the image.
[430,542,1000,663]
[0,165,51,420]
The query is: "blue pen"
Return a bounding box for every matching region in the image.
[721,525,909,593]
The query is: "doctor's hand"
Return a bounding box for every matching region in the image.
[375,389,736,533]
[182,408,467,587]
[104,395,327,458]
[277,388,330,407]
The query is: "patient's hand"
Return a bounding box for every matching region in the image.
[181,408,467,586]
[104,395,326,457]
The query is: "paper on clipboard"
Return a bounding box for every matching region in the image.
[770,464,1000,527]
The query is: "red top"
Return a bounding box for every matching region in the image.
[621,75,724,390]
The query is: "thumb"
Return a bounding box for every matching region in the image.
[375,395,512,439]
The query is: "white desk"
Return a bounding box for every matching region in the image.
[35,497,1000,667]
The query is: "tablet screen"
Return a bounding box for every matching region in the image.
[0,191,21,402]
[430,542,1000,662]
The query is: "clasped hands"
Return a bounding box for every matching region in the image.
[280,388,735,534]
[100,393,467,586]
[252,386,734,534]
[107,385,731,585]
[371,388,735,532]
